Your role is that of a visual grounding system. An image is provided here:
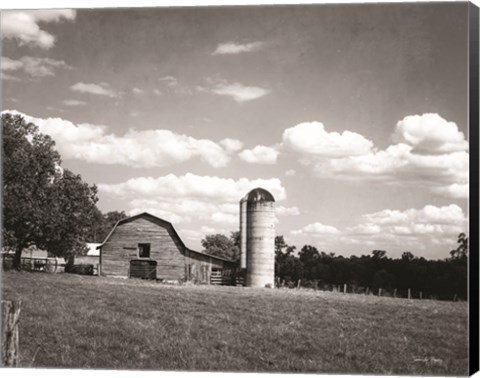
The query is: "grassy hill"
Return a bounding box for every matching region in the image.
[1,271,468,374]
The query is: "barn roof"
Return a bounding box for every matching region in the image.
[98,212,235,263]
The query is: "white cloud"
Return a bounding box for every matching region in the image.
[1,56,71,78]
[213,82,270,103]
[62,99,86,107]
[284,115,468,199]
[282,122,374,158]
[285,169,296,177]
[238,145,279,164]
[153,89,162,96]
[70,82,117,98]
[291,222,340,236]
[220,138,244,153]
[1,56,23,71]
[132,87,144,95]
[431,183,469,199]
[394,113,468,154]
[212,41,264,55]
[1,10,76,49]
[288,204,467,258]
[98,173,286,203]
[1,110,241,168]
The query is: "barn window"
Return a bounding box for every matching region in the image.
[138,243,151,258]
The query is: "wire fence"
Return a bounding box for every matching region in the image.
[276,279,462,301]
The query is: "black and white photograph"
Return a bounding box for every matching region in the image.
[1,0,478,376]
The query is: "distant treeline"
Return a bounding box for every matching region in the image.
[274,234,468,300]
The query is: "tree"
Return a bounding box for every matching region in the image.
[450,233,468,261]
[372,250,387,259]
[2,113,61,268]
[201,233,239,260]
[2,113,99,268]
[40,169,98,259]
[401,251,415,261]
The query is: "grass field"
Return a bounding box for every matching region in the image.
[1,271,468,374]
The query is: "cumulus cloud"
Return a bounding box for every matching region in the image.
[132,87,144,95]
[1,10,76,49]
[212,41,264,55]
[1,56,71,78]
[213,82,270,103]
[98,173,286,203]
[288,204,467,257]
[1,110,241,168]
[394,113,468,154]
[291,222,340,236]
[70,82,117,98]
[282,122,374,158]
[284,114,468,199]
[238,145,279,164]
[285,169,296,177]
[347,204,467,241]
[220,138,244,153]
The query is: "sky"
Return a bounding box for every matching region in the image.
[1,2,470,259]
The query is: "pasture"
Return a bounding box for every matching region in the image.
[1,271,468,375]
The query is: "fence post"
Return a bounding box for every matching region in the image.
[408,288,411,299]
[1,300,21,367]
[393,288,397,298]
[297,279,301,289]
[420,291,423,300]
[378,288,382,297]
[343,283,347,294]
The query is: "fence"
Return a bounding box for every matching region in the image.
[210,270,235,286]
[2,253,99,275]
[277,279,461,301]
[1,254,64,273]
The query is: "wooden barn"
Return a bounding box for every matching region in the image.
[98,212,237,284]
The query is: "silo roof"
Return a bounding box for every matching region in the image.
[246,187,275,203]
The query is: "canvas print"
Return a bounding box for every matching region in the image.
[0,2,474,375]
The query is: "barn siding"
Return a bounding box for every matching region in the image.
[100,214,232,283]
[101,218,185,280]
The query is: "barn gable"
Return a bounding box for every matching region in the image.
[99,212,235,282]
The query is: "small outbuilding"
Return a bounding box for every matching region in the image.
[98,212,236,284]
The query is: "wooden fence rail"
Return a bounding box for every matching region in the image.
[1,300,21,367]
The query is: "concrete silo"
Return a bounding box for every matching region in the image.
[245,188,275,288]
[239,194,248,270]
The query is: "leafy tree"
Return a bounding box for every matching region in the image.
[85,210,127,243]
[450,233,468,261]
[40,169,98,259]
[201,233,239,260]
[2,113,99,268]
[2,113,61,268]
[372,250,387,259]
[230,231,240,249]
[401,251,415,261]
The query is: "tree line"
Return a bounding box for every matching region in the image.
[202,233,468,300]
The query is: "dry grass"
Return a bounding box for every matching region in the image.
[1,271,468,374]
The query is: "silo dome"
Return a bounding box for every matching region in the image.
[247,188,275,203]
